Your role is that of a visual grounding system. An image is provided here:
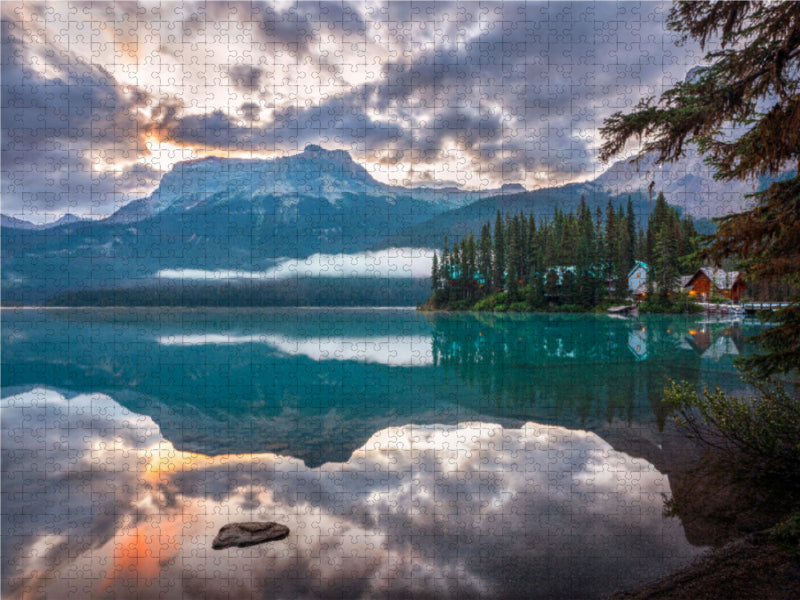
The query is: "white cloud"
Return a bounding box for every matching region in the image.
[156,247,435,281]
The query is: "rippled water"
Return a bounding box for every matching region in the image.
[1,308,759,599]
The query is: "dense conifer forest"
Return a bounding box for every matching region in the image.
[426,193,700,312]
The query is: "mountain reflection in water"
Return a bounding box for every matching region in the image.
[0,310,756,467]
[2,309,758,599]
[2,389,700,600]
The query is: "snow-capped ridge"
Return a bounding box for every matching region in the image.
[110,145,475,219]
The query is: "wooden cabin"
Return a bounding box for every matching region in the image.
[684,267,747,301]
[627,261,649,294]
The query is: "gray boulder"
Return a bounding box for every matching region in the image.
[212,522,290,549]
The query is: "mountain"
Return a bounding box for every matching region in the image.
[594,147,767,219]
[381,183,656,250]
[1,146,503,304]
[0,144,760,306]
[103,145,493,224]
[0,213,85,230]
[0,215,37,229]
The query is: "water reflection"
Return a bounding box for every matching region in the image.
[681,321,746,361]
[2,389,701,600]
[426,313,755,430]
[1,309,759,466]
[157,332,434,366]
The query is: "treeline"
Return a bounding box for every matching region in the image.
[427,193,699,311]
[44,278,431,307]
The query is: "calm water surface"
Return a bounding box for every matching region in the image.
[1,308,759,599]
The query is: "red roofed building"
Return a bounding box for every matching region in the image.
[684,267,747,301]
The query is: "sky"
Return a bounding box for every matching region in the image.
[1,1,704,222]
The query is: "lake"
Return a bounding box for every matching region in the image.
[1,308,760,599]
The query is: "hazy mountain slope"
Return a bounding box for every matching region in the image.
[1,147,473,303]
[378,184,653,249]
[0,145,744,305]
[594,148,766,219]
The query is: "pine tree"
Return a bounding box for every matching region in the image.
[654,223,679,301]
[493,211,505,292]
[601,1,800,375]
[528,271,545,308]
[595,205,609,299]
[464,233,477,300]
[605,199,618,282]
[626,198,637,270]
[544,268,559,303]
[561,269,577,306]
[505,214,521,300]
[526,213,538,283]
[478,223,493,297]
[431,252,439,292]
[576,198,596,307]
[635,226,646,263]
[679,215,699,272]
[616,214,632,297]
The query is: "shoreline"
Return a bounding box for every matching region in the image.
[609,531,800,599]
[0,305,420,311]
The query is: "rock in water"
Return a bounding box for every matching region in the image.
[212,522,290,549]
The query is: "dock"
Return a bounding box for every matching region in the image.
[607,304,638,315]
[740,302,791,315]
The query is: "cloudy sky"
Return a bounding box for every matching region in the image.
[1,1,703,222]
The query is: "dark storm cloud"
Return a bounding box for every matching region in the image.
[221,1,365,57]
[1,17,162,218]
[228,65,263,91]
[164,93,404,152]
[1,144,162,219]
[359,1,683,181]
[161,0,678,183]
[238,102,261,121]
[1,1,698,220]
[1,22,141,146]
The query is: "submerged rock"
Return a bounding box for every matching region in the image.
[212,522,290,549]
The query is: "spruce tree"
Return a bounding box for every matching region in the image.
[601,1,800,375]
[478,224,493,297]
[431,252,439,292]
[464,233,477,301]
[505,214,521,300]
[626,198,637,270]
[616,214,632,296]
[605,199,618,282]
[493,211,505,292]
[561,269,577,306]
[526,213,538,283]
[576,198,596,307]
[528,271,545,309]
[544,269,559,304]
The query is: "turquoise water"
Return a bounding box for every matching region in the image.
[1,308,758,599]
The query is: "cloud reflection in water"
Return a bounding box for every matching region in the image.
[157,333,434,367]
[1,389,700,599]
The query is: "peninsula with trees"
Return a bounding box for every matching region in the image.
[425,192,702,313]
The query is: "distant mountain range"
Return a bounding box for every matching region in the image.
[1,213,86,230]
[0,144,772,305]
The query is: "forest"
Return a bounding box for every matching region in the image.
[43,277,432,308]
[426,192,700,312]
